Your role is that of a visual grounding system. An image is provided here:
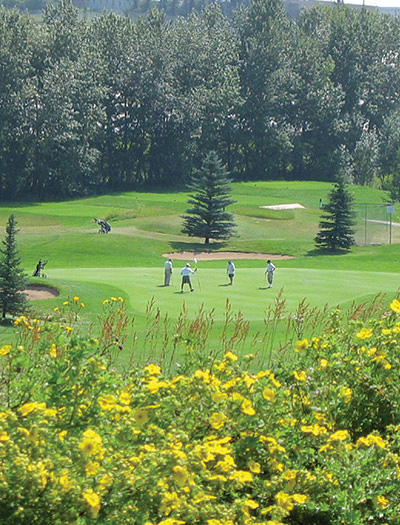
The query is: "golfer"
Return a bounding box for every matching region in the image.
[164,258,173,286]
[180,263,196,293]
[227,260,235,285]
[265,260,276,288]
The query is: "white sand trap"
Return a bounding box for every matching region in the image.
[25,284,59,300]
[260,203,305,210]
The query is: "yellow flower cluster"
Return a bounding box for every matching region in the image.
[0,298,400,523]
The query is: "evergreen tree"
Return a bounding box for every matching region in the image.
[314,175,356,252]
[0,215,28,319]
[182,151,236,245]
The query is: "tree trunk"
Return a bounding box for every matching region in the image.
[204,238,209,244]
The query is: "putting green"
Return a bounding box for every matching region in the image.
[49,267,400,321]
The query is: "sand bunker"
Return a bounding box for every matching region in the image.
[25,284,59,300]
[162,251,293,261]
[260,203,305,210]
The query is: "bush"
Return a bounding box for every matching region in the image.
[1,297,400,523]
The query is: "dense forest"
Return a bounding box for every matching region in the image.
[1,0,400,199]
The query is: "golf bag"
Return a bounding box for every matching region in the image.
[96,219,111,234]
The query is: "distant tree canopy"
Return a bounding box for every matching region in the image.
[0,0,400,200]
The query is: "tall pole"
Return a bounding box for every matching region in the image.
[364,204,367,245]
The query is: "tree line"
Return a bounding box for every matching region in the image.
[1,0,400,200]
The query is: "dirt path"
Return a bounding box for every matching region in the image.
[162,251,294,261]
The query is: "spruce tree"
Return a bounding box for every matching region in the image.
[182,152,237,245]
[0,215,28,319]
[314,176,356,252]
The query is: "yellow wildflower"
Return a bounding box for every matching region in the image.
[243,373,256,389]
[58,430,67,441]
[244,499,259,509]
[145,364,161,375]
[79,429,103,458]
[229,470,253,483]
[319,358,329,369]
[269,373,281,388]
[85,461,100,476]
[293,370,307,381]
[18,402,45,417]
[98,395,116,411]
[292,494,308,504]
[0,345,11,356]
[209,412,227,430]
[328,430,350,442]
[215,455,236,472]
[248,460,261,473]
[0,431,10,442]
[295,339,309,352]
[356,434,386,449]
[158,518,186,525]
[172,465,189,486]
[356,327,373,339]
[118,391,131,405]
[275,491,294,512]
[59,471,72,492]
[263,387,276,402]
[98,473,113,490]
[341,386,352,403]
[241,398,256,416]
[49,344,57,358]
[375,495,389,509]
[282,469,297,490]
[73,296,80,302]
[224,351,238,361]
[390,299,400,313]
[83,489,101,518]
[301,424,327,436]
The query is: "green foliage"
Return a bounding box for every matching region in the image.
[182,151,237,244]
[1,3,400,196]
[0,215,28,319]
[315,177,356,252]
[1,296,400,522]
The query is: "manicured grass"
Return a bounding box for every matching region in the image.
[48,265,399,317]
[0,180,398,364]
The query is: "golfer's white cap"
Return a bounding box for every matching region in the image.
[186,263,190,267]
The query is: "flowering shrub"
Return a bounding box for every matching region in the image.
[1,298,400,523]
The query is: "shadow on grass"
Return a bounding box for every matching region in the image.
[169,241,227,253]
[306,248,352,257]
[0,318,15,327]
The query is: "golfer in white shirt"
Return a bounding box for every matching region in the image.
[180,263,196,293]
